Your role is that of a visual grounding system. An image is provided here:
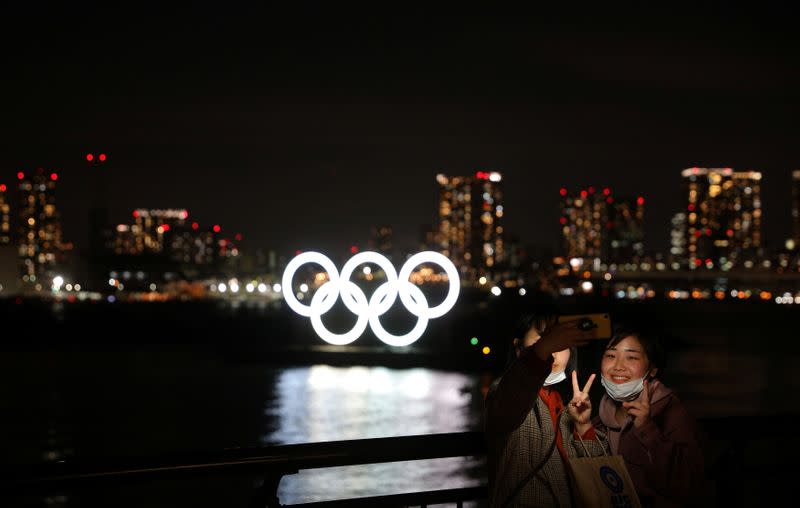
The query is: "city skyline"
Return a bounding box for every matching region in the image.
[1,163,799,261]
[3,7,800,256]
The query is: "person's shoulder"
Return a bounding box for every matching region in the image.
[649,379,676,406]
[653,383,699,426]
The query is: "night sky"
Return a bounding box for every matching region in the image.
[3,6,799,257]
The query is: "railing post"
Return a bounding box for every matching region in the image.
[250,472,292,508]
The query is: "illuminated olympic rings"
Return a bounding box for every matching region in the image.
[281,251,460,346]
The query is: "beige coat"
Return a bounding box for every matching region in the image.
[486,349,610,507]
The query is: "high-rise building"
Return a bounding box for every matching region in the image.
[436,171,504,280]
[559,187,607,262]
[169,224,219,267]
[418,224,436,252]
[793,171,800,244]
[112,212,221,266]
[370,225,394,259]
[217,233,239,260]
[16,169,63,283]
[120,209,189,254]
[605,195,645,264]
[730,171,762,263]
[87,152,111,257]
[681,167,762,269]
[0,181,14,293]
[112,224,139,255]
[109,217,221,282]
[0,182,10,245]
[669,212,687,267]
[559,187,644,266]
[85,152,114,291]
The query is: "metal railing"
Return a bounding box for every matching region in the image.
[3,431,488,507]
[5,415,799,507]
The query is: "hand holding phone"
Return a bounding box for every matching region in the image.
[531,320,599,360]
[558,313,612,340]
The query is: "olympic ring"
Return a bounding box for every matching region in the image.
[281,251,460,346]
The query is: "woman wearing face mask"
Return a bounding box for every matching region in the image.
[485,311,609,507]
[594,325,708,507]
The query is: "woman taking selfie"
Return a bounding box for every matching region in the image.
[485,311,608,507]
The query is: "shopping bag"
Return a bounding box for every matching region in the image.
[569,436,642,508]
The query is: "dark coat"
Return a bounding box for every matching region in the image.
[594,381,708,507]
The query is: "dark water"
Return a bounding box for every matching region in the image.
[0,349,486,506]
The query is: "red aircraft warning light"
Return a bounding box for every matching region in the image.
[87,153,108,162]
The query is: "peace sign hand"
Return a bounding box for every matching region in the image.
[568,371,596,425]
[622,379,655,428]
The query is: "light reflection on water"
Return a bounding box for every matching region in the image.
[0,350,487,506]
[266,366,485,504]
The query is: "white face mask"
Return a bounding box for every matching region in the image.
[544,369,567,386]
[601,374,644,401]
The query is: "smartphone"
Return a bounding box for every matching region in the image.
[559,313,612,339]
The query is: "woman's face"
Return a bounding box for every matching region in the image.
[601,335,655,383]
[517,326,570,374]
